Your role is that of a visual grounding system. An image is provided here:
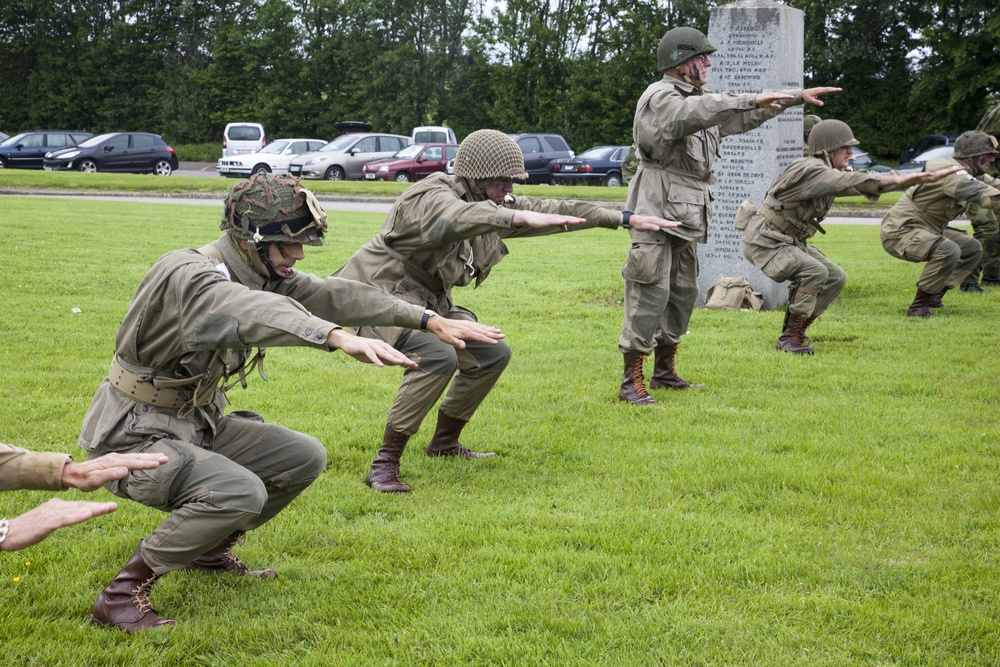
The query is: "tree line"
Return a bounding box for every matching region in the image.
[0,0,996,158]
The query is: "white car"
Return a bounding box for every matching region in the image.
[217,138,327,178]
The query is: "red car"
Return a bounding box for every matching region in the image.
[363,143,459,182]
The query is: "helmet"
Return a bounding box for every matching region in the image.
[453,129,528,180]
[803,115,822,144]
[221,172,327,246]
[657,27,717,71]
[807,119,859,155]
[953,130,999,159]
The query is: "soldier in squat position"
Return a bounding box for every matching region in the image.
[335,129,680,492]
[881,131,1000,317]
[739,119,958,353]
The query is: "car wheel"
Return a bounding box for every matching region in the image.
[0,157,6,169]
[605,172,622,188]
[253,163,271,175]
[78,159,98,173]
[395,172,410,183]
[154,160,173,176]
[324,166,345,181]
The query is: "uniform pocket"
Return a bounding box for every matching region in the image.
[622,239,666,284]
[666,184,706,230]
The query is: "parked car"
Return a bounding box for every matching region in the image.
[223,122,267,157]
[0,131,8,143]
[899,134,958,164]
[288,133,410,181]
[411,126,458,145]
[896,146,954,174]
[0,130,93,169]
[216,138,327,178]
[43,132,178,175]
[848,147,892,173]
[362,143,459,182]
[508,133,574,184]
[551,145,630,187]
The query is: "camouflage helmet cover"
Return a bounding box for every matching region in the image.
[453,129,528,181]
[807,119,859,155]
[953,130,999,159]
[657,27,717,72]
[221,172,327,246]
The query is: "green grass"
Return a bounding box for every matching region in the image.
[172,143,222,162]
[1,196,997,665]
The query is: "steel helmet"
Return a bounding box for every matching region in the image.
[807,119,859,155]
[803,115,822,144]
[953,130,999,159]
[453,129,528,180]
[221,172,327,246]
[657,27,717,72]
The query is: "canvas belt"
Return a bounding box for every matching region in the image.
[108,358,191,409]
[760,202,825,241]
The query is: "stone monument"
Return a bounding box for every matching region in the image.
[697,0,804,309]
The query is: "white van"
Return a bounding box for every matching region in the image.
[411,126,457,145]
[223,122,267,157]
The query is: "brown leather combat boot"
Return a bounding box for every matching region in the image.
[927,288,949,308]
[91,542,178,633]
[186,531,277,578]
[907,289,934,318]
[425,411,498,458]
[619,353,656,405]
[365,424,412,493]
[776,314,815,354]
[649,344,702,389]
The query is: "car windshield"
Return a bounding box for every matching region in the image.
[258,141,289,154]
[0,133,30,147]
[77,133,117,148]
[392,144,425,159]
[912,146,953,162]
[318,134,361,152]
[577,147,614,159]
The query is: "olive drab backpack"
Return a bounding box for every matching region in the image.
[705,274,764,311]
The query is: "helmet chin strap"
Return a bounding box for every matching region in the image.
[673,62,701,88]
[246,240,284,280]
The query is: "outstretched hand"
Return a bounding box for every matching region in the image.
[327,329,417,367]
[801,87,842,106]
[426,316,505,349]
[628,214,682,232]
[62,452,169,492]
[884,165,963,189]
[511,210,586,232]
[0,499,118,552]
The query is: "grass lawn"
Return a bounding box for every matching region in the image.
[0,195,997,665]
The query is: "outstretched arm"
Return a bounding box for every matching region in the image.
[879,165,963,190]
[0,499,119,552]
[425,317,505,349]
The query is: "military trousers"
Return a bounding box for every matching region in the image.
[96,411,326,575]
[619,233,699,353]
[965,205,1000,282]
[744,240,846,318]
[881,226,983,294]
[357,307,513,436]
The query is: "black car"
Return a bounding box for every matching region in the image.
[551,145,630,187]
[508,133,574,184]
[0,130,93,169]
[43,132,178,175]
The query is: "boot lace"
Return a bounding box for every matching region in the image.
[131,575,160,614]
[632,354,651,396]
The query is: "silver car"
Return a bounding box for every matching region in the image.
[288,133,410,181]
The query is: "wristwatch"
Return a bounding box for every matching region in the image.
[421,308,438,331]
[621,210,633,229]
